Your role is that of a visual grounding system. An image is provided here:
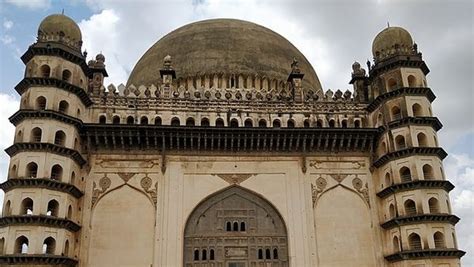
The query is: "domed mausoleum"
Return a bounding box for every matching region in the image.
[0,14,464,267]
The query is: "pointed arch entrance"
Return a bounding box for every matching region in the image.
[184,186,289,267]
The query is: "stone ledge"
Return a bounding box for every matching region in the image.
[373,147,447,168]
[0,254,78,266]
[385,116,443,131]
[0,178,83,198]
[0,215,81,232]
[9,109,83,128]
[381,214,460,229]
[5,143,86,167]
[385,249,465,262]
[367,87,435,112]
[377,180,454,198]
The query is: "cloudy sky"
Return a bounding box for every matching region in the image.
[0,0,472,263]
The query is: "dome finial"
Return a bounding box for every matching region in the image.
[387,21,390,28]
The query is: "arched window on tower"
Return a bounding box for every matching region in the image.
[434,232,446,248]
[393,236,400,252]
[4,200,11,216]
[201,118,210,127]
[46,199,59,216]
[385,173,392,187]
[387,78,397,91]
[407,75,417,87]
[140,116,149,125]
[316,119,323,128]
[230,119,239,128]
[272,119,281,128]
[287,119,295,128]
[20,198,33,215]
[399,167,412,183]
[273,248,279,259]
[50,164,63,181]
[412,103,423,117]
[391,106,401,120]
[64,240,70,256]
[408,233,422,250]
[194,249,199,261]
[303,119,310,128]
[0,237,4,255]
[389,203,396,218]
[428,197,440,213]
[62,69,71,82]
[240,222,246,231]
[417,132,428,147]
[36,96,47,110]
[31,127,42,143]
[354,120,361,128]
[40,65,51,78]
[67,205,73,220]
[42,237,56,254]
[171,117,180,126]
[58,101,69,114]
[265,248,271,259]
[244,119,253,127]
[215,118,224,127]
[226,221,232,231]
[202,249,207,260]
[127,116,135,125]
[54,131,66,146]
[99,115,106,124]
[341,120,348,128]
[186,117,195,126]
[422,164,434,180]
[233,221,239,231]
[210,249,215,260]
[328,119,336,128]
[258,249,263,259]
[15,236,29,254]
[112,116,120,124]
[26,162,38,178]
[395,135,406,150]
[154,116,162,125]
[258,119,267,128]
[404,199,417,215]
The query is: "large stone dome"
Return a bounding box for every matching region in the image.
[127,19,322,93]
[372,26,413,59]
[37,14,82,51]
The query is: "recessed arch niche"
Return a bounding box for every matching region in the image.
[184,186,289,267]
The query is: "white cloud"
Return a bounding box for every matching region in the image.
[0,93,20,215]
[5,0,51,9]
[3,19,14,30]
[0,35,15,45]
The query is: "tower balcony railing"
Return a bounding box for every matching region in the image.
[384,248,465,262]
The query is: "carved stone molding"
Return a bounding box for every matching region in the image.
[311,177,327,207]
[213,173,256,185]
[352,177,370,207]
[140,176,158,206]
[117,172,136,183]
[91,175,111,207]
[331,174,348,183]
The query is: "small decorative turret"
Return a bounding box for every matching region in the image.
[349,61,368,102]
[88,53,109,95]
[160,55,176,98]
[287,58,305,102]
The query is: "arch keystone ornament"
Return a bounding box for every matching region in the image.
[184,186,288,266]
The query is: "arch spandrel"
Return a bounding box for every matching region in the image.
[184,185,289,266]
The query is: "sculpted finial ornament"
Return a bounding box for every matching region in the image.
[291,58,301,74]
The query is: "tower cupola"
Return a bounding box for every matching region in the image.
[372,26,414,62]
[37,14,83,51]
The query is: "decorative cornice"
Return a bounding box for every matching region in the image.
[369,55,430,78]
[82,125,380,153]
[377,180,454,199]
[0,254,78,266]
[385,116,443,131]
[15,77,93,107]
[5,143,86,167]
[9,109,83,128]
[0,178,83,198]
[373,147,447,168]
[367,87,435,112]
[385,249,465,262]
[381,214,460,229]
[0,215,81,232]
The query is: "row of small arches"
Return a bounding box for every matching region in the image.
[383,164,442,187]
[7,236,70,256]
[99,115,365,128]
[388,197,448,219]
[193,248,215,261]
[20,127,71,147]
[3,198,73,219]
[392,231,453,253]
[11,161,75,183]
[37,64,78,85]
[258,248,279,260]
[379,132,437,155]
[386,75,426,91]
[33,96,82,118]
[225,221,246,232]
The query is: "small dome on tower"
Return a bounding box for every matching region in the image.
[37,14,82,50]
[96,53,105,62]
[372,26,413,60]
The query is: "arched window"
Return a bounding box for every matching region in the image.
[244,119,253,127]
[140,116,149,125]
[15,236,29,254]
[316,120,323,128]
[258,249,263,259]
[385,173,392,187]
[265,248,271,259]
[58,100,69,114]
[354,120,361,128]
[215,118,224,127]
[412,103,423,116]
[258,119,267,128]
[389,203,396,218]
[202,249,207,260]
[400,167,412,183]
[67,205,73,220]
[273,248,279,259]
[62,69,71,82]
[50,164,63,181]
[42,237,56,254]
[226,221,232,231]
[64,240,70,256]
[112,116,120,124]
[54,131,66,146]
[272,119,281,128]
[201,118,210,127]
[391,106,401,120]
[16,130,23,143]
[171,117,180,126]
[31,127,42,142]
[154,116,162,125]
[423,164,434,180]
[0,237,4,255]
[328,120,335,128]
[26,162,38,178]
[230,119,239,128]
[408,233,422,250]
[434,232,446,248]
[210,249,215,260]
[186,117,195,126]
[377,113,383,126]
[417,132,428,147]
[21,198,33,215]
[341,120,347,128]
[10,164,18,178]
[46,199,59,216]
[240,222,246,231]
[233,221,239,231]
[40,65,51,78]
[127,116,135,125]
[428,197,440,213]
[395,135,406,150]
[387,78,397,90]
[393,236,400,252]
[4,200,11,216]
[99,115,106,124]
[71,172,76,185]
[287,119,295,128]
[407,75,417,87]
[404,199,417,215]
[303,119,310,128]
[194,249,199,261]
[36,96,47,110]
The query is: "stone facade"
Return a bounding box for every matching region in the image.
[0,15,465,267]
